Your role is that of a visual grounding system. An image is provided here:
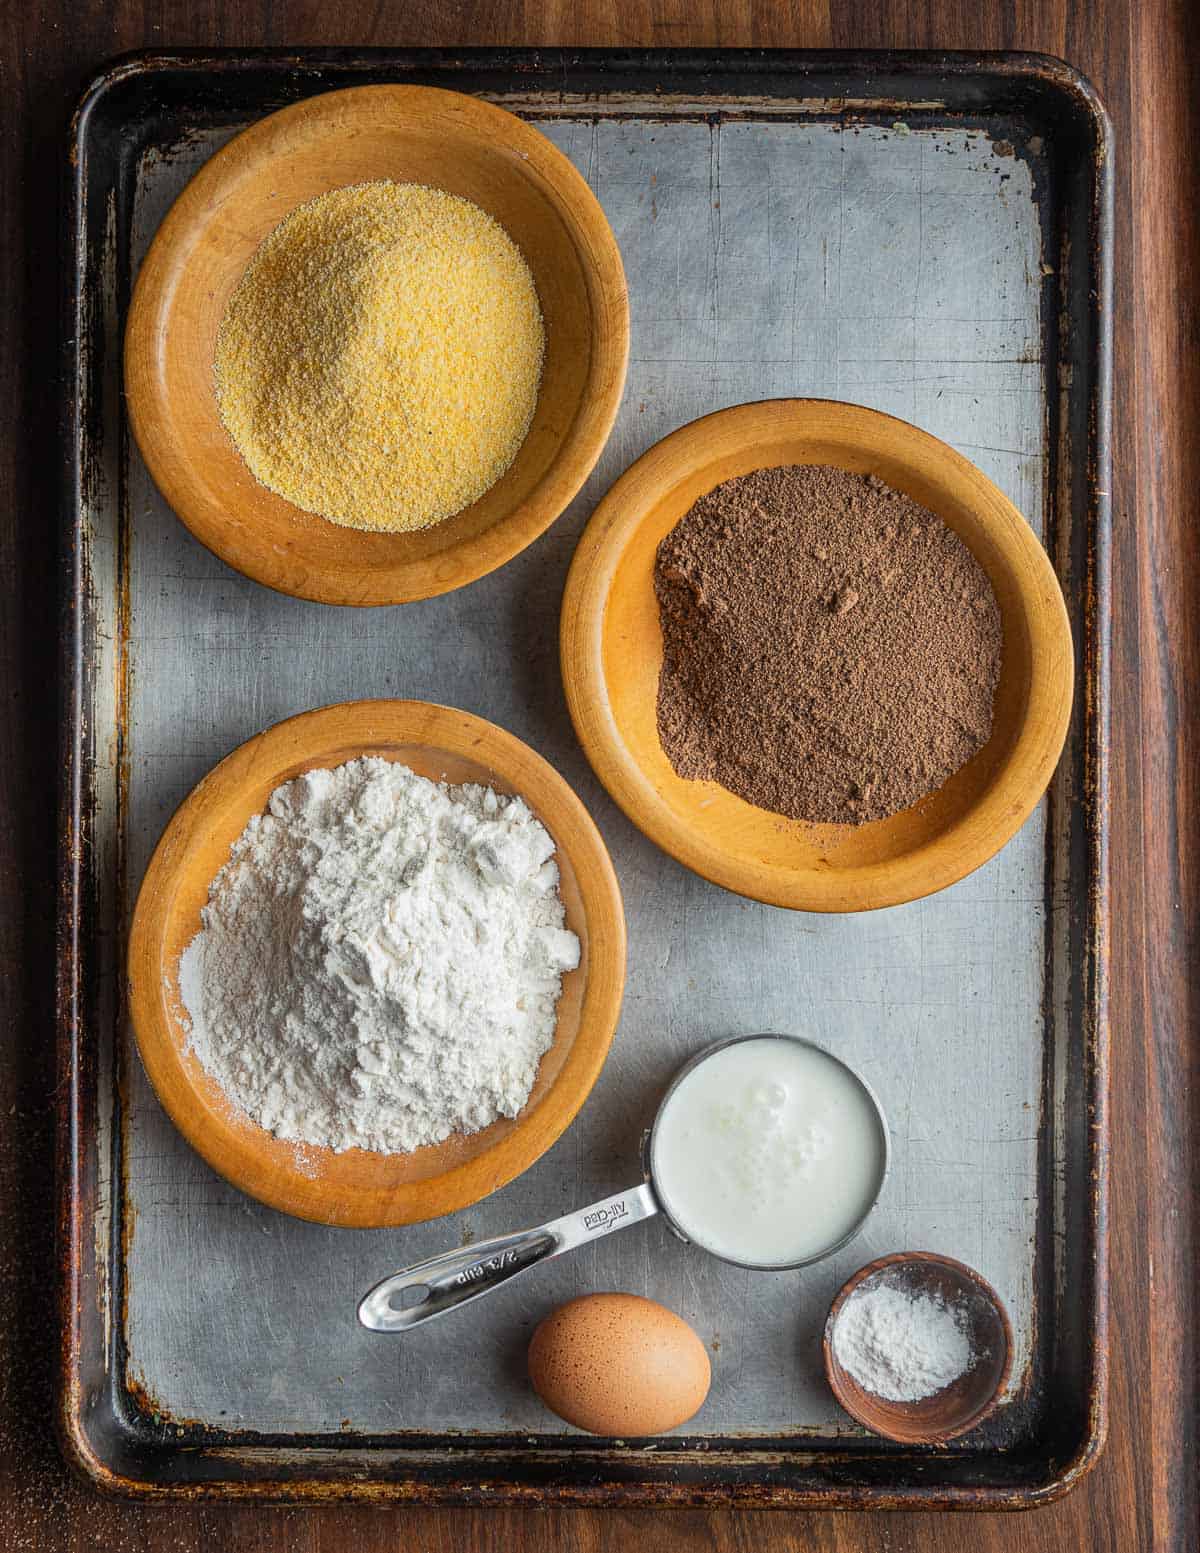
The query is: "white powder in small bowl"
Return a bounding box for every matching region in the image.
[832,1279,977,1402]
[176,756,580,1155]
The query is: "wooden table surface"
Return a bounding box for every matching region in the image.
[2,2,1194,1549]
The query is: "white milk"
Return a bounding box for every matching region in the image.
[649,1037,887,1267]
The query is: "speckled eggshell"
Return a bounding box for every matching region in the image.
[528,1292,712,1436]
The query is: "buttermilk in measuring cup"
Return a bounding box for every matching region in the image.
[650,1037,887,1267]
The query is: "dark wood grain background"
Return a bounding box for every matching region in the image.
[3,2,1194,1549]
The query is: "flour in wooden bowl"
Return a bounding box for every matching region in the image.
[177,757,579,1154]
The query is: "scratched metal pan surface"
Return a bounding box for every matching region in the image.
[58,49,1111,1506]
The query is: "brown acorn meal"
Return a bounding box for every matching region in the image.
[654,464,1003,825]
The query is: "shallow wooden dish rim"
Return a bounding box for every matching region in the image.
[123,84,629,606]
[560,397,1074,913]
[126,699,627,1228]
[822,1250,1016,1445]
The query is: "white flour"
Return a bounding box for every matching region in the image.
[177,757,580,1154]
[832,1280,976,1402]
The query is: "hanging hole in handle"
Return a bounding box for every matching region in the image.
[388,1284,429,1313]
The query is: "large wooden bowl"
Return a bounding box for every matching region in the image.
[127,701,626,1227]
[560,399,1073,913]
[124,85,628,605]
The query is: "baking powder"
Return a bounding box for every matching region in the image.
[177,757,580,1154]
[832,1280,976,1402]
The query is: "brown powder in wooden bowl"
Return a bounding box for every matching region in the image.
[653,464,1003,826]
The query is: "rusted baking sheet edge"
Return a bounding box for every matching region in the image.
[56,45,1113,1508]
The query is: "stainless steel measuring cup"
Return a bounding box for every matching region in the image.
[357,1034,890,1333]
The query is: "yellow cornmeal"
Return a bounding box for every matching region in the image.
[214,182,545,532]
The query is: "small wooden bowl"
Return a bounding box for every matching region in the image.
[560,399,1073,912]
[823,1252,1014,1445]
[126,700,626,1228]
[124,85,628,605]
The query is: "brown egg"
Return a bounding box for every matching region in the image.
[528,1292,711,1436]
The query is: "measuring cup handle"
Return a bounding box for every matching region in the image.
[357,1181,660,1332]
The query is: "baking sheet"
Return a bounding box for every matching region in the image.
[123,114,1046,1438]
[61,49,1110,1506]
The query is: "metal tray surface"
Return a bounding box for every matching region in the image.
[59,49,1111,1507]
